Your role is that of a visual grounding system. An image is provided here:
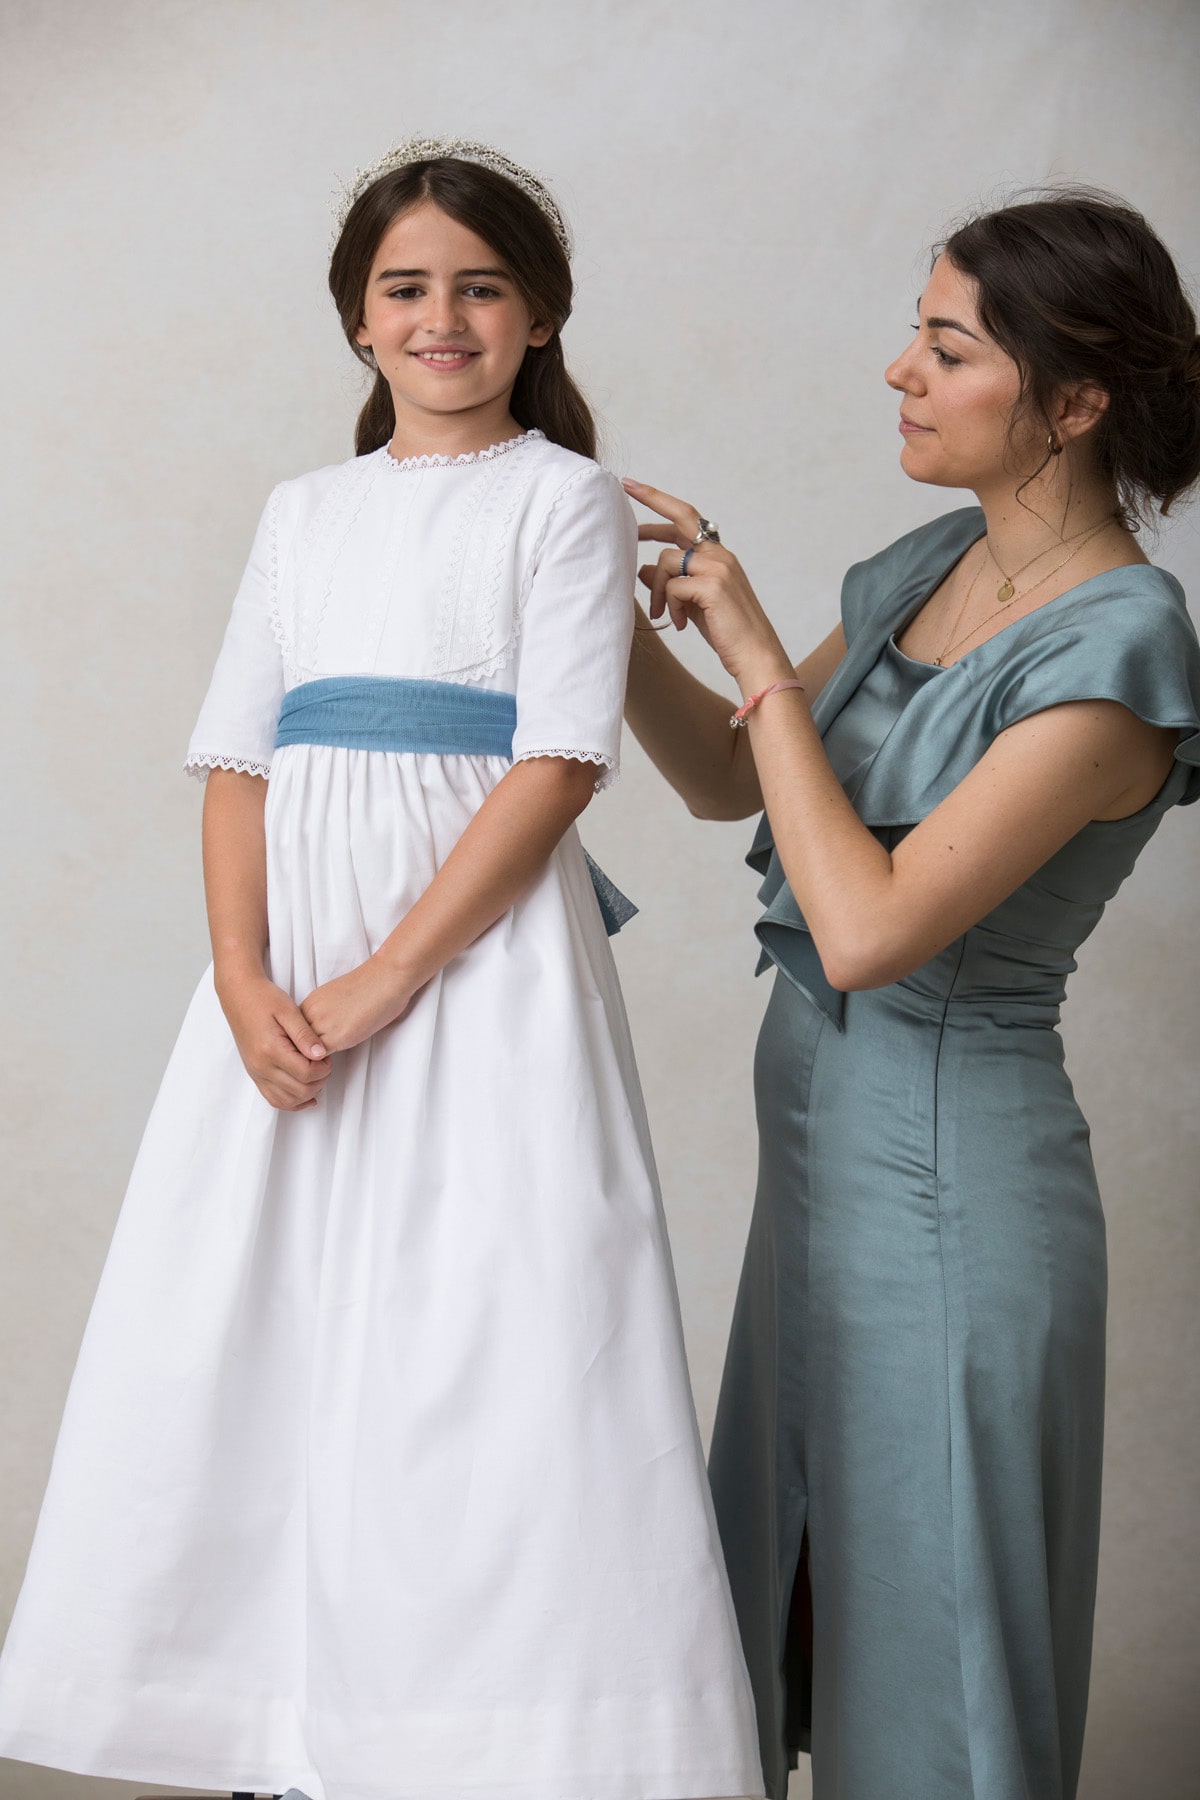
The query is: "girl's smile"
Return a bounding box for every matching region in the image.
[354,201,552,457]
[411,345,481,370]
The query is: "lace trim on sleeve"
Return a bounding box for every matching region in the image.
[184,752,271,783]
[513,746,618,792]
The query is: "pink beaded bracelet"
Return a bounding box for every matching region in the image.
[729,679,807,728]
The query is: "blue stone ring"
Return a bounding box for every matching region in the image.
[680,545,697,577]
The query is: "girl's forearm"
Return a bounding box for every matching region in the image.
[202,769,271,989]
[624,606,762,820]
[374,756,599,993]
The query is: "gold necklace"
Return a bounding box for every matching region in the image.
[934,516,1114,667]
[986,515,1110,604]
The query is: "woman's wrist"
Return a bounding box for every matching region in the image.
[733,638,797,700]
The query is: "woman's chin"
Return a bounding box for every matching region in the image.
[899,442,958,488]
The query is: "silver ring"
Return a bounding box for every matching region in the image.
[680,545,697,577]
[693,516,720,544]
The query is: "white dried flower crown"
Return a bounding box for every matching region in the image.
[335,136,573,257]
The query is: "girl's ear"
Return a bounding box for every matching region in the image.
[354,319,372,348]
[1055,382,1110,444]
[528,320,554,349]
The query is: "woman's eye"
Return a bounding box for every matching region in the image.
[931,345,961,367]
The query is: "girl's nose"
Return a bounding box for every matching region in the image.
[424,285,467,336]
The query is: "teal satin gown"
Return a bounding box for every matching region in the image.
[707,509,1200,1800]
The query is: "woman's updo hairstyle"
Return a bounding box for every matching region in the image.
[329,156,595,460]
[940,187,1200,523]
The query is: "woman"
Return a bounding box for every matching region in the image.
[623,190,1200,1800]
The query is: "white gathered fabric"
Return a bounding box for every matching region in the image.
[0,433,764,1800]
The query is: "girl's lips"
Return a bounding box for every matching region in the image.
[412,350,480,371]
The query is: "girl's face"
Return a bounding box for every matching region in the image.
[885,254,1034,495]
[355,202,552,428]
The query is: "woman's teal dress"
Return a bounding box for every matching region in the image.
[707,509,1200,1800]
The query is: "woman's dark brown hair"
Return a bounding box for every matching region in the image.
[940,187,1200,522]
[328,158,595,460]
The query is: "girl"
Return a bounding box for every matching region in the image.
[0,139,763,1800]
[624,189,1200,1800]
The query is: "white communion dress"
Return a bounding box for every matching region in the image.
[0,430,764,1800]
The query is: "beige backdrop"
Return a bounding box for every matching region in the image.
[2,2,1199,1797]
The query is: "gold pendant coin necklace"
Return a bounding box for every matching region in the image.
[934,514,1116,668]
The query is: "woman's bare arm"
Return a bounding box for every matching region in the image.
[623,480,1175,993]
[624,605,847,821]
[744,687,1172,990]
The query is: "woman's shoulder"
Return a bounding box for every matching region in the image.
[991,560,1200,727]
[855,505,987,578]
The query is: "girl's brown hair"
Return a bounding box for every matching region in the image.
[328,157,596,460]
[940,187,1200,523]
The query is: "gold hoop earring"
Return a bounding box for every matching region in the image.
[1047,432,1063,456]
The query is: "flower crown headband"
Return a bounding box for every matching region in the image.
[335,136,573,258]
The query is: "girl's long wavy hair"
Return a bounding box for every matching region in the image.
[328,158,596,460]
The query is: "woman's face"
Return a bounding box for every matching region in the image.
[355,201,552,427]
[885,254,1033,494]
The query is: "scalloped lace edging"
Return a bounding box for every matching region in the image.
[185,753,271,781]
[514,747,618,791]
[380,428,544,473]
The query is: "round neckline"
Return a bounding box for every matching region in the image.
[377,428,544,473]
[892,519,1173,672]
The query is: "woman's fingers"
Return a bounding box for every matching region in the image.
[622,479,702,539]
[637,521,692,548]
[647,547,684,621]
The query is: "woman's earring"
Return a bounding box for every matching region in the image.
[1047,431,1063,456]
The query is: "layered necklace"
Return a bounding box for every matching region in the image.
[934,514,1117,668]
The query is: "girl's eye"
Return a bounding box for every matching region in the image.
[388,286,423,301]
[463,284,501,299]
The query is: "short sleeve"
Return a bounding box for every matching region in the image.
[992,576,1200,805]
[511,465,636,791]
[185,485,287,781]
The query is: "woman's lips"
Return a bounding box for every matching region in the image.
[899,416,933,435]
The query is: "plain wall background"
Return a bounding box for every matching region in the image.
[2,2,1198,1796]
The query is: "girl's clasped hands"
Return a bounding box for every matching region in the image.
[219,955,414,1112]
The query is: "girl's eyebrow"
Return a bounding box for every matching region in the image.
[375,266,510,282]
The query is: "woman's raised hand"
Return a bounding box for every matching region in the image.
[622,479,794,694]
[216,970,332,1111]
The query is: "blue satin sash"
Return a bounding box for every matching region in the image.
[275,676,636,937]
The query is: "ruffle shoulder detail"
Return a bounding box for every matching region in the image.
[988,569,1200,803]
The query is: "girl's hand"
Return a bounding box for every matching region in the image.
[216,969,332,1111]
[300,956,415,1055]
[623,479,795,694]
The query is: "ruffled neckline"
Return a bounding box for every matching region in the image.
[378,428,544,472]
